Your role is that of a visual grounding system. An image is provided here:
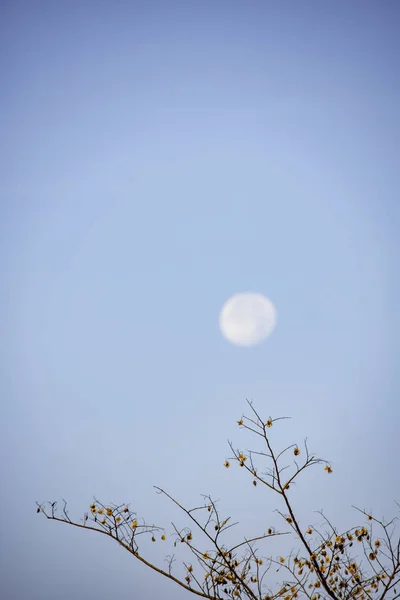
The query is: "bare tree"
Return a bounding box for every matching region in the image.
[37,401,400,600]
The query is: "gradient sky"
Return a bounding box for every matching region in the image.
[1,1,399,599]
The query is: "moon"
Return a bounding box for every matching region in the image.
[219,293,277,347]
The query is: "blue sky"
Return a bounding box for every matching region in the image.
[1,1,399,598]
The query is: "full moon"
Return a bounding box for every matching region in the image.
[219,293,277,347]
